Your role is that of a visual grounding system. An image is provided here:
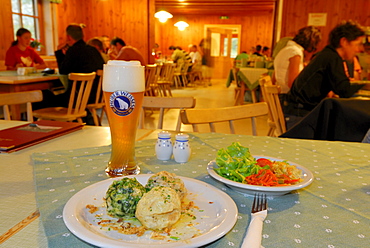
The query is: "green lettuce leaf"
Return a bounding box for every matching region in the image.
[214,142,263,183]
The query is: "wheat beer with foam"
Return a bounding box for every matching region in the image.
[102,60,145,177]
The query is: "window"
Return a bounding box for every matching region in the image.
[11,0,43,51]
[230,38,238,58]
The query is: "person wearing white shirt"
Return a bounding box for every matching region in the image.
[273,26,322,94]
[189,45,202,64]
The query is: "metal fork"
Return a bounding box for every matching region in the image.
[241,193,268,248]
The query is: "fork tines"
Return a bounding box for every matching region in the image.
[252,193,267,213]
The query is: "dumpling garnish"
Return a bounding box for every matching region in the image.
[145,171,187,199]
[135,186,181,230]
[105,177,146,218]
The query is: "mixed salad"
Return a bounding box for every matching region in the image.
[215,142,301,186]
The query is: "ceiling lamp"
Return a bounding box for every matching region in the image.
[154,10,173,23]
[174,21,189,31]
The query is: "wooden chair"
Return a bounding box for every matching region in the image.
[180,102,268,135]
[264,84,286,136]
[187,64,203,86]
[0,90,43,121]
[144,64,158,96]
[181,62,191,87]
[157,63,175,96]
[173,62,184,88]
[33,72,96,124]
[259,75,275,136]
[139,96,196,131]
[86,70,106,126]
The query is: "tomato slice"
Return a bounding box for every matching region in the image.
[256,158,273,167]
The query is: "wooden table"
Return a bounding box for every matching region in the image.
[226,67,274,105]
[0,71,61,119]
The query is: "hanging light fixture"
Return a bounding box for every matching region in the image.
[155,10,173,23]
[174,21,189,31]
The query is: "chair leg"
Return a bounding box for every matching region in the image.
[166,85,172,96]
[251,89,257,103]
[99,107,105,125]
[90,108,100,126]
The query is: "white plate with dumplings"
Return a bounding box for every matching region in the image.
[63,174,238,248]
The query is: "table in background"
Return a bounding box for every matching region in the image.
[226,67,274,104]
[0,71,63,120]
[1,121,370,247]
[280,98,370,142]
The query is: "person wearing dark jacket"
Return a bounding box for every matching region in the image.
[283,20,366,129]
[54,24,104,124]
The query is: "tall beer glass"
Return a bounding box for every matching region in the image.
[103,60,145,177]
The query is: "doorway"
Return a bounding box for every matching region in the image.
[204,24,241,79]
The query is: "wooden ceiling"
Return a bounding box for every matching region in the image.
[155,0,276,15]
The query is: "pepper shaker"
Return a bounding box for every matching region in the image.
[173,133,191,163]
[155,131,173,160]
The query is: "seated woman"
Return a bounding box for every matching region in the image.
[5,28,46,70]
[273,26,322,96]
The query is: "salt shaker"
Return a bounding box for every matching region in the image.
[173,133,191,163]
[155,131,173,160]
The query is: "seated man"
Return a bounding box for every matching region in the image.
[52,24,105,124]
[110,37,146,66]
[283,20,366,129]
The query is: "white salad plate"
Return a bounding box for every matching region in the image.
[63,174,238,248]
[207,156,314,197]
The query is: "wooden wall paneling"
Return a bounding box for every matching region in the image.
[148,0,156,64]
[55,0,152,65]
[155,12,274,78]
[0,0,15,62]
[281,0,370,53]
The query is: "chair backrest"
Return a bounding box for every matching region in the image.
[180,102,268,135]
[67,72,96,116]
[264,84,286,136]
[92,69,104,105]
[139,96,196,131]
[158,63,175,83]
[0,90,43,121]
[259,75,273,117]
[145,64,157,92]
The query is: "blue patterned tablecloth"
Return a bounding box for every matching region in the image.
[32,133,370,247]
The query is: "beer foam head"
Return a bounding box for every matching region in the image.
[103,60,145,92]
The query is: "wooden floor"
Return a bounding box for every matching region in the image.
[101,78,269,136]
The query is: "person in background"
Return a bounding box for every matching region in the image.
[87,37,109,63]
[54,23,105,124]
[253,45,263,56]
[110,37,146,65]
[273,26,322,95]
[169,46,181,63]
[101,35,110,53]
[283,20,366,129]
[272,37,293,58]
[357,36,370,80]
[344,56,361,80]
[188,44,202,66]
[262,46,271,57]
[249,46,256,55]
[5,28,46,70]
[234,50,249,67]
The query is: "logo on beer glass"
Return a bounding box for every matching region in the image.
[109,91,136,116]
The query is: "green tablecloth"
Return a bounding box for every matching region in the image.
[226,68,274,90]
[32,133,370,247]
